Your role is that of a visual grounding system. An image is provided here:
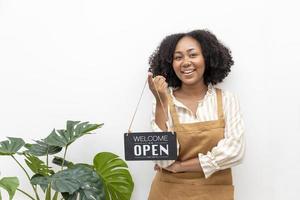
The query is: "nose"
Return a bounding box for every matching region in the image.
[182,59,192,68]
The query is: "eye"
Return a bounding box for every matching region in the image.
[190,53,198,57]
[174,56,182,60]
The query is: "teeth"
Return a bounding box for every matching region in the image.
[182,69,194,74]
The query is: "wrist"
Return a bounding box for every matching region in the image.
[156,97,168,107]
[176,161,184,173]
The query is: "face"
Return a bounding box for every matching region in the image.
[172,36,205,86]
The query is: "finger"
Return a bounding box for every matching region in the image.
[155,76,166,83]
[153,77,166,87]
[155,81,168,92]
[155,164,162,171]
[162,82,168,88]
[164,168,174,173]
[148,72,154,87]
[148,72,153,82]
[152,79,161,90]
[158,78,166,86]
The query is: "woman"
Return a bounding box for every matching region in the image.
[147,30,245,200]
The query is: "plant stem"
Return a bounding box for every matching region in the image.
[46,149,49,167]
[11,155,40,200]
[61,145,68,170]
[17,188,35,200]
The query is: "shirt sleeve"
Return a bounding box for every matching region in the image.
[151,98,179,168]
[198,92,246,178]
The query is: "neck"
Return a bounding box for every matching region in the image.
[179,81,208,98]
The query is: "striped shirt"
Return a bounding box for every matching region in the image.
[151,84,245,178]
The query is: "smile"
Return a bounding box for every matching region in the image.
[181,69,196,75]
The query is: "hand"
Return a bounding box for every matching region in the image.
[163,161,182,173]
[154,164,162,171]
[147,72,168,104]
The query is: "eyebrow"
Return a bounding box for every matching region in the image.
[174,48,196,54]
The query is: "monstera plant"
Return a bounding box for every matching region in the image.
[0,121,134,200]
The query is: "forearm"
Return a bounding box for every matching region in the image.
[179,158,203,172]
[154,100,168,131]
[163,157,203,173]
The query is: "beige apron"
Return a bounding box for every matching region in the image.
[148,88,234,200]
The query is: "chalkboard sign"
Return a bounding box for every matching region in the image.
[124,132,177,161]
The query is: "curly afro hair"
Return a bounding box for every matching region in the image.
[148,29,234,87]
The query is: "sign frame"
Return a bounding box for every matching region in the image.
[124,131,177,161]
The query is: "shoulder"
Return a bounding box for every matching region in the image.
[213,86,241,107]
[221,89,238,101]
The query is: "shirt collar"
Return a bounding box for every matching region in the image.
[168,83,215,108]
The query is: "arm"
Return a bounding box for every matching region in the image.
[162,158,203,173]
[148,73,178,168]
[154,99,168,131]
[151,99,179,168]
[162,92,245,178]
[148,72,169,131]
[198,92,245,178]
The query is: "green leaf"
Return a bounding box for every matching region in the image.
[0,177,19,200]
[52,156,74,168]
[24,140,62,156]
[24,154,54,176]
[0,137,25,155]
[31,174,51,192]
[93,152,134,200]
[45,184,51,200]
[51,164,105,200]
[61,192,77,200]
[44,121,103,148]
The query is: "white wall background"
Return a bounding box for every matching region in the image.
[1,0,300,199]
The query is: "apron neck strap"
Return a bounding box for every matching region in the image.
[168,87,224,127]
[216,88,224,119]
[167,91,180,126]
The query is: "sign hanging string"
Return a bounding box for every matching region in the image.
[127,75,172,134]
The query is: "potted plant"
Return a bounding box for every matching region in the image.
[0,120,134,200]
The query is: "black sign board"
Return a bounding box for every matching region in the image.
[124,132,177,161]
